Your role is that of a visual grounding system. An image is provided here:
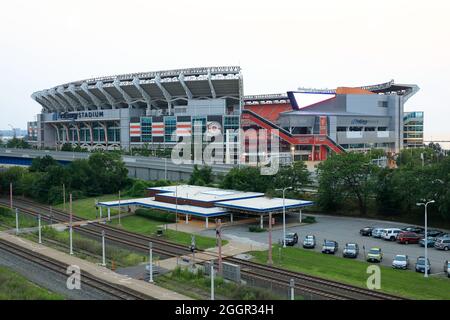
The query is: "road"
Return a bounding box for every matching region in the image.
[199,214,450,275]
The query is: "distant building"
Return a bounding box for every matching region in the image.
[403,111,424,148]
[26,121,38,142]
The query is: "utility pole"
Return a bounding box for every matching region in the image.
[175,185,178,232]
[49,206,53,225]
[15,208,19,234]
[216,219,223,275]
[191,235,196,267]
[118,190,121,226]
[9,182,13,209]
[149,242,154,283]
[38,214,42,244]
[210,262,215,301]
[101,230,106,267]
[290,279,295,300]
[63,183,66,212]
[268,212,273,265]
[69,193,73,255]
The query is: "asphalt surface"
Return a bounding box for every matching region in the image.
[0,246,121,300]
[199,214,450,275]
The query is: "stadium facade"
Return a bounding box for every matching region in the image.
[30,66,421,163]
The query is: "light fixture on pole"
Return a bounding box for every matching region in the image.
[416,200,435,278]
[275,187,293,248]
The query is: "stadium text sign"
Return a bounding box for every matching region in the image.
[56,111,105,120]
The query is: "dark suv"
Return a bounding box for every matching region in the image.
[415,256,431,273]
[397,232,421,244]
[322,240,339,254]
[283,233,299,246]
[343,243,359,258]
[402,226,425,234]
[359,227,373,236]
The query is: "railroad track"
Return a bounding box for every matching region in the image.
[1,197,407,300]
[0,198,190,258]
[0,239,153,300]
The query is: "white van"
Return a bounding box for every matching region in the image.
[382,228,402,241]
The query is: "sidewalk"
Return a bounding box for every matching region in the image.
[158,239,266,270]
[0,231,191,300]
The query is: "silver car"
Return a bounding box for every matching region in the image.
[372,228,386,238]
[392,254,409,270]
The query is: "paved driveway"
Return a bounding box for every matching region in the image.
[198,214,450,275]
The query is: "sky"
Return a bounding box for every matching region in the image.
[1,0,449,144]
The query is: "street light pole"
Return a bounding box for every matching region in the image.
[268,211,273,265]
[416,200,435,278]
[276,187,292,248]
[149,241,154,283]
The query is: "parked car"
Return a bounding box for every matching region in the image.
[322,240,338,254]
[392,254,409,270]
[434,238,450,251]
[415,256,431,273]
[402,226,425,234]
[444,260,450,278]
[343,243,359,258]
[371,228,386,238]
[419,237,437,247]
[439,233,450,239]
[367,247,383,263]
[360,227,374,236]
[382,228,402,241]
[397,232,421,244]
[283,233,299,246]
[426,229,443,238]
[302,235,316,249]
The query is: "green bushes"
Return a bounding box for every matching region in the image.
[249,226,265,233]
[166,267,280,300]
[124,179,171,198]
[301,216,316,224]
[0,153,130,205]
[135,208,176,223]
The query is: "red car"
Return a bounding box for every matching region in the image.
[397,232,421,244]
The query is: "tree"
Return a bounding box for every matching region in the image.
[6,137,30,149]
[29,155,59,172]
[220,166,273,192]
[87,152,129,195]
[317,152,377,215]
[273,161,310,192]
[189,165,213,186]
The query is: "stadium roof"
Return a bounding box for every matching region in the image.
[31,66,242,113]
[148,185,264,203]
[216,197,314,214]
[98,197,228,217]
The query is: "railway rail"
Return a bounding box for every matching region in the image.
[1,197,407,300]
[0,239,153,300]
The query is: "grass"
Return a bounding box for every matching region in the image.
[156,266,281,300]
[54,194,134,220]
[0,266,64,300]
[0,206,42,229]
[55,195,226,250]
[109,216,225,250]
[24,226,148,268]
[251,245,450,300]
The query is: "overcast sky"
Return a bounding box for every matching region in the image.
[1,0,449,143]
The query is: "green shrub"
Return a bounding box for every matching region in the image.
[302,216,316,224]
[135,208,176,222]
[249,226,266,233]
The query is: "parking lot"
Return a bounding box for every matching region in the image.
[198,214,450,275]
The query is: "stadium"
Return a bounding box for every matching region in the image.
[29,66,421,163]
